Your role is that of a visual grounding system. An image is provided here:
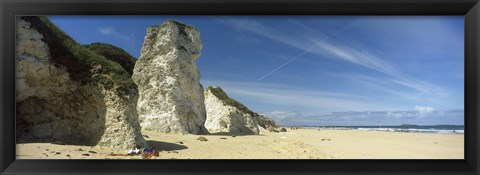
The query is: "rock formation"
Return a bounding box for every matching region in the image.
[15,16,147,149]
[204,86,264,135]
[132,20,208,134]
[255,114,277,129]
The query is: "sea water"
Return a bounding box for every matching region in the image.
[297,125,464,134]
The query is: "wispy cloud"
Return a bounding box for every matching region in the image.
[201,79,402,114]
[97,27,135,48]
[414,106,435,118]
[256,21,354,81]
[99,27,116,35]
[236,35,260,45]
[329,72,451,105]
[260,108,463,126]
[219,18,450,99]
[256,44,314,81]
[260,110,301,120]
[201,65,460,126]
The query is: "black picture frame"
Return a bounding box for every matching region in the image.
[1,0,479,174]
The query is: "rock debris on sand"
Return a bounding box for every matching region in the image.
[196,137,208,141]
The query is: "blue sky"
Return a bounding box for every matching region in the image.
[48,16,464,126]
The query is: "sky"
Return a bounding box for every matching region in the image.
[48,16,464,126]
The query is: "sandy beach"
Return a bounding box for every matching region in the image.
[16,128,464,159]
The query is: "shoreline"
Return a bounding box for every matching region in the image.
[280,126,465,135]
[17,128,464,159]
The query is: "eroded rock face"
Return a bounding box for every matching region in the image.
[255,114,277,130]
[204,86,260,135]
[132,20,207,134]
[15,17,147,149]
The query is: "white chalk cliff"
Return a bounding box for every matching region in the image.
[15,17,147,149]
[15,17,276,150]
[204,86,261,135]
[132,20,208,134]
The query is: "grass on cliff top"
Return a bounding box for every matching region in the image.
[22,16,136,96]
[83,42,137,76]
[207,86,277,128]
[207,86,255,116]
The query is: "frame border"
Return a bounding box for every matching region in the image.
[1,0,479,174]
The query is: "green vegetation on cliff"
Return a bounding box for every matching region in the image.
[207,86,256,116]
[83,42,136,75]
[207,86,277,129]
[22,16,136,96]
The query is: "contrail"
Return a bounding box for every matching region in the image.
[256,23,355,81]
[256,42,320,81]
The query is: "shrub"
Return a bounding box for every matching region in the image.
[83,42,137,75]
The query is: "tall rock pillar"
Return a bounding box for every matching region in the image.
[132,20,208,134]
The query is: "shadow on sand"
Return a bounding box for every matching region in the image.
[207,132,262,136]
[16,136,97,146]
[146,140,188,151]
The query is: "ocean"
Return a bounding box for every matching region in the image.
[293,125,464,134]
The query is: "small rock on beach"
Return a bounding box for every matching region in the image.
[196,137,208,141]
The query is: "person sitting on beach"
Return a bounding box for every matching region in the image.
[141,147,159,159]
[127,146,141,155]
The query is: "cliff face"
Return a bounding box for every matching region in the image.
[132,20,208,134]
[255,114,277,129]
[204,86,262,135]
[15,17,147,149]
